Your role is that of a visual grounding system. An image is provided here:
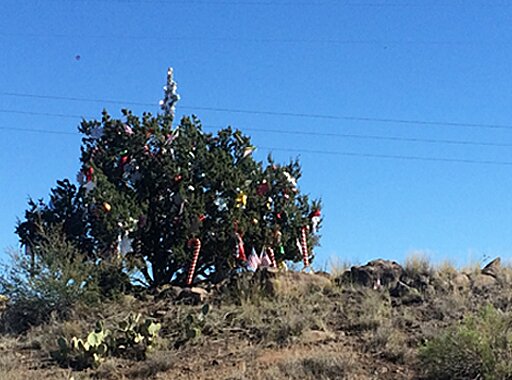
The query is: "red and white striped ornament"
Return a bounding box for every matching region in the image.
[300,226,309,268]
[235,232,247,261]
[266,247,277,268]
[186,238,201,286]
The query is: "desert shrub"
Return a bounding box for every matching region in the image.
[278,355,352,380]
[0,227,112,333]
[419,304,512,380]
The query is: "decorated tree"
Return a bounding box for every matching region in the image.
[16,69,322,288]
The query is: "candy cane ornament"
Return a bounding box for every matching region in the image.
[186,238,201,286]
[266,247,277,268]
[235,232,247,261]
[300,226,309,268]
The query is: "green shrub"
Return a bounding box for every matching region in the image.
[419,304,512,380]
[52,314,161,370]
[0,228,104,333]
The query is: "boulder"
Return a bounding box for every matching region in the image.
[177,287,210,305]
[390,281,423,305]
[482,257,501,278]
[338,259,404,289]
[472,274,497,291]
[451,273,471,292]
[260,269,332,297]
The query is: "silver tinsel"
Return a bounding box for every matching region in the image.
[159,67,180,119]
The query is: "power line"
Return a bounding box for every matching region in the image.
[259,146,512,166]
[1,108,512,148]
[0,126,77,136]
[3,124,512,167]
[0,32,499,46]
[25,0,512,7]
[2,91,512,132]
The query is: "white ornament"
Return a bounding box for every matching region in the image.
[159,67,180,119]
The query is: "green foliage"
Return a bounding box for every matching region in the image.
[52,321,109,370]
[419,304,512,380]
[16,107,321,288]
[110,312,162,360]
[0,227,102,333]
[52,314,161,370]
[175,304,210,347]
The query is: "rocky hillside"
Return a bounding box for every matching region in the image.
[2,256,512,380]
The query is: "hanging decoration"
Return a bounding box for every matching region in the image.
[247,247,262,271]
[214,192,228,212]
[159,67,180,120]
[299,226,309,269]
[283,171,297,188]
[123,124,134,135]
[102,202,112,213]
[266,247,277,268]
[260,247,272,268]
[235,191,247,209]
[85,167,94,182]
[310,209,321,233]
[186,238,201,286]
[256,180,269,196]
[242,146,255,159]
[117,232,133,256]
[235,232,247,261]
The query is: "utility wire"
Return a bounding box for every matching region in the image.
[25,0,512,7]
[0,32,498,46]
[3,125,512,167]
[1,108,512,148]
[2,91,512,131]
[259,147,512,166]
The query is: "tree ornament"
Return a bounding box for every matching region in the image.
[260,248,272,268]
[299,226,309,269]
[85,167,94,182]
[198,214,206,222]
[235,191,247,209]
[174,174,183,183]
[117,232,133,255]
[159,67,180,120]
[310,209,321,233]
[243,146,255,159]
[247,247,262,271]
[214,194,228,212]
[266,247,277,268]
[283,171,297,188]
[123,124,134,135]
[120,155,129,167]
[256,180,269,196]
[102,202,112,213]
[274,230,282,244]
[186,238,201,286]
[235,232,246,261]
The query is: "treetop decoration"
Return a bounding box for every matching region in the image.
[159,67,180,121]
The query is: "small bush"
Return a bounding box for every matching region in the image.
[0,227,130,333]
[419,304,512,380]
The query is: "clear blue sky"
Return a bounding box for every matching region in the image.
[2,0,512,269]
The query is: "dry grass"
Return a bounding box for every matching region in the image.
[9,261,512,379]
